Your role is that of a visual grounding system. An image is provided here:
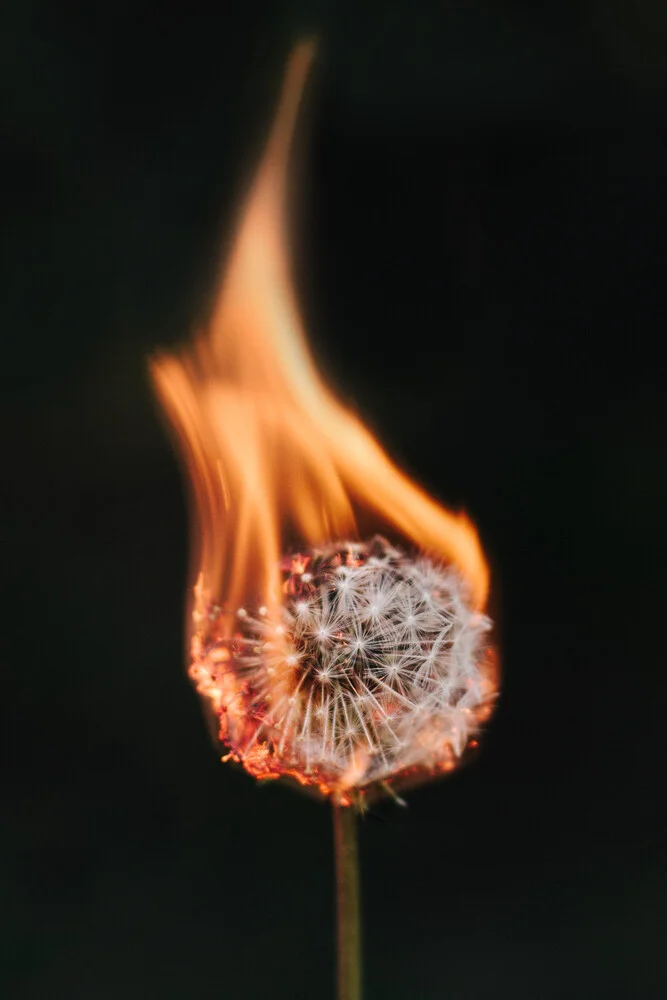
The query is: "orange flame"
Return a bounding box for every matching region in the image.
[150,42,492,797]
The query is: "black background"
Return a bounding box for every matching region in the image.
[3,2,667,998]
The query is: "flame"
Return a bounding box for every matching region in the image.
[151,42,492,797]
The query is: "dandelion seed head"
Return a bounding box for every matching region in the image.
[190,536,497,803]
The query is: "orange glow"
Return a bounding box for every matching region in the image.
[151,42,494,801]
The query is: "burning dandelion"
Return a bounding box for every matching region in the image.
[151,37,498,1000]
[150,41,497,801]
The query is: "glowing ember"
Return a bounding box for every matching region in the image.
[150,41,498,804]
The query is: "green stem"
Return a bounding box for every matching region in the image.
[333,800,363,1000]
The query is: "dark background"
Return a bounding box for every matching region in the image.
[3,2,667,997]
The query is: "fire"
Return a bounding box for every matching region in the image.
[151,41,496,802]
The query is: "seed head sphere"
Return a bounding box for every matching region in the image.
[189,537,496,802]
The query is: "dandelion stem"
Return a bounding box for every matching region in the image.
[333,800,362,1000]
